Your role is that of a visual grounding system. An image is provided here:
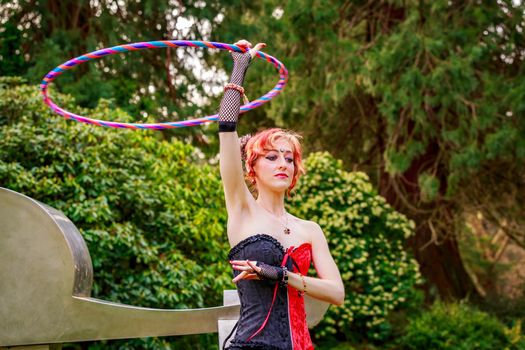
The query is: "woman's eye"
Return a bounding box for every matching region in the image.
[266,155,277,161]
[286,158,294,163]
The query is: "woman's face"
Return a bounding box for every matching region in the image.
[253,138,295,194]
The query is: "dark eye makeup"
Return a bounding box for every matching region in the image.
[265,154,294,164]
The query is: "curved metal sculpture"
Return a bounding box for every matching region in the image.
[0,187,239,347]
[0,187,328,348]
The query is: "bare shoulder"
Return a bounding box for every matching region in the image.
[306,220,326,243]
[288,213,324,243]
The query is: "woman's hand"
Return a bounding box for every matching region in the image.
[233,39,266,60]
[230,259,261,283]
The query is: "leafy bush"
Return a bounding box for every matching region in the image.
[0,78,230,349]
[399,302,525,350]
[289,153,423,342]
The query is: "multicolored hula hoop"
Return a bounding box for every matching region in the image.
[40,40,288,130]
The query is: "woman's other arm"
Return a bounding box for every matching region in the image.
[239,222,345,305]
[289,222,345,306]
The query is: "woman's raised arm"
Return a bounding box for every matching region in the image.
[219,132,250,212]
[219,40,265,213]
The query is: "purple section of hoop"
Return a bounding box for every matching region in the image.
[40,40,288,130]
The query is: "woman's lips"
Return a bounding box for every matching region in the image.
[275,173,288,178]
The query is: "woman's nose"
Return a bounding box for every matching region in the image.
[277,156,288,168]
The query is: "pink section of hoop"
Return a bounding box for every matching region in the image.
[40,40,288,130]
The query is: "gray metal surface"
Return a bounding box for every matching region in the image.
[0,345,62,350]
[0,187,239,347]
[219,290,241,350]
[305,294,330,327]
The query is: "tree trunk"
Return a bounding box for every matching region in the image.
[408,221,479,301]
[379,141,481,301]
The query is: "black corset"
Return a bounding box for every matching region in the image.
[226,234,294,349]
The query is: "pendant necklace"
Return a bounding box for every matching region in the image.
[261,205,291,235]
[282,212,291,235]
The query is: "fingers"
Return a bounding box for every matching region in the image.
[234,39,252,49]
[232,270,248,283]
[230,260,257,265]
[243,273,259,280]
[249,42,266,59]
[232,271,259,283]
[246,260,261,273]
[230,260,261,283]
[231,265,253,272]
[233,40,267,58]
[230,260,258,272]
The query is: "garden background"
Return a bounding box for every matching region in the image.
[1,1,525,349]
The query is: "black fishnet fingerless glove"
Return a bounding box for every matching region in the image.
[256,262,283,281]
[218,51,252,132]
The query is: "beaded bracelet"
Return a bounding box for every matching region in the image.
[298,273,307,297]
[281,266,289,287]
[224,83,250,105]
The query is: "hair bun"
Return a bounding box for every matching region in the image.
[239,134,252,161]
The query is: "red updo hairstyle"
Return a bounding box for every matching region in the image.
[242,128,305,196]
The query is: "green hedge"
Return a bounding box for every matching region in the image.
[399,302,525,350]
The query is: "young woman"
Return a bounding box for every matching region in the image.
[220,40,344,350]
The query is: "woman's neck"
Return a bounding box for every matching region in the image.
[256,190,286,216]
